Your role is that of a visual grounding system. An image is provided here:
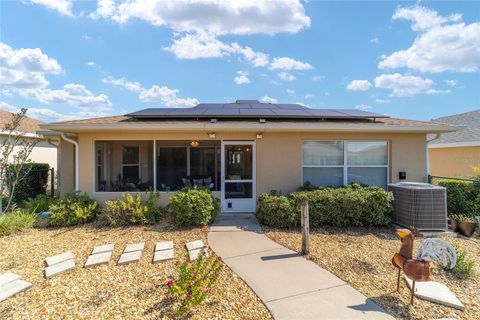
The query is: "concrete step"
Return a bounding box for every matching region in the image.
[92,244,114,255]
[155,241,173,251]
[85,251,112,268]
[153,249,174,263]
[0,279,32,302]
[186,240,204,251]
[45,251,75,267]
[118,251,142,266]
[123,243,144,253]
[0,272,21,287]
[45,259,75,279]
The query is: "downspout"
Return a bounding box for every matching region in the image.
[426,133,441,183]
[61,133,79,191]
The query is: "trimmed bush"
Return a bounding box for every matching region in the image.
[0,207,36,236]
[7,163,50,203]
[438,180,479,217]
[169,187,219,226]
[257,184,392,228]
[100,191,161,226]
[49,192,99,227]
[23,194,55,214]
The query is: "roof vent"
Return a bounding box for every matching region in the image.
[236,100,259,104]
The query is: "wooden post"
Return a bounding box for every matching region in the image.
[301,200,310,255]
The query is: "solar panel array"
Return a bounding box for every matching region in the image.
[126,100,388,119]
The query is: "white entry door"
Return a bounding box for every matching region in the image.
[221,141,256,213]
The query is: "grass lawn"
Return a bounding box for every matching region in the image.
[265,226,479,320]
[0,222,272,319]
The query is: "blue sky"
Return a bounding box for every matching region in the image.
[0,0,479,122]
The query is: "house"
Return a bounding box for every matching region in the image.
[429,109,480,179]
[40,100,454,213]
[0,109,57,172]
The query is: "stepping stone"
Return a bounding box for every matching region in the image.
[45,259,75,279]
[404,277,464,310]
[92,244,114,255]
[186,240,204,251]
[0,272,21,287]
[188,248,203,261]
[155,241,173,251]
[153,249,174,263]
[0,279,32,302]
[123,242,144,253]
[118,251,142,266]
[85,251,112,268]
[45,251,75,267]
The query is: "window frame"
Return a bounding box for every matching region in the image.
[301,140,389,188]
[121,144,141,181]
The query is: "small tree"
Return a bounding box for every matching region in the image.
[0,108,39,213]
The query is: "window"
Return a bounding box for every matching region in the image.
[122,146,140,182]
[302,141,388,188]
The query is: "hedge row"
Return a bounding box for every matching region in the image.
[257,184,393,228]
[437,180,480,217]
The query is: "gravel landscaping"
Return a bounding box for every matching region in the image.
[0,222,272,319]
[264,226,479,320]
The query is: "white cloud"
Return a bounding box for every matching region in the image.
[0,42,62,89]
[379,6,480,73]
[355,104,373,111]
[370,37,379,44]
[234,71,250,85]
[269,57,313,70]
[304,93,314,99]
[311,75,323,81]
[30,0,73,16]
[277,72,296,81]
[426,89,451,95]
[260,95,278,104]
[0,101,77,122]
[102,76,143,92]
[87,61,95,67]
[375,98,390,104]
[286,89,295,95]
[139,85,199,107]
[346,80,372,91]
[444,79,458,87]
[90,0,310,36]
[374,73,434,96]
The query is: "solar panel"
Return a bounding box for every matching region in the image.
[126,100,389,119]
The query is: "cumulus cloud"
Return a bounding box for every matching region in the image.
[304,93,314,99]
[234,71,250,85]
[30,0,73,16]
[102,76,143,92]
[444,79,458,87]
[0,101,78,122]
[346,80,372,91]
[375,98,390,104]
[89,0,310,36]
[286,89,295,95]
[269,57,313,70]
[277,72,296,81]
[260,95,278,104]
[355,104,373,111]
[0,42,62,89]
[379,6,480,73]
[139,85,199,107]
[374,73,437,96]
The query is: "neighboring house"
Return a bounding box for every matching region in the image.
[40,100,454,212]
[429,109,480,179]
[0,109,57,172]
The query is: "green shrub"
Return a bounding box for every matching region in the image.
[438,180,479,217]
[257,184,392,228]
[6,163,50,203]
[169,187,219,227]
[100,191,161,226]
[166,250,222,317]
[0,207,36,236]
[451,245,476,279]
[23,194,55,214]
[49,192,99,226]
[256,193,295,228]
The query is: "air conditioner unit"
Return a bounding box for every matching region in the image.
[388,182,447,231]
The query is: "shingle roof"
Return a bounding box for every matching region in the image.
[431,109,480,144]
[0,109,42,133]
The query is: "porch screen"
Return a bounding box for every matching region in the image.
[302,141,388,188]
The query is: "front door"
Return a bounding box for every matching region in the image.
[221,141,256,213]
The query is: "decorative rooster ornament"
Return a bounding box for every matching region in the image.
[392,227,457,305]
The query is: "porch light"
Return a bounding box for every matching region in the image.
[208,132,216,138]
[190,140,200,147]
[256,133,263,139]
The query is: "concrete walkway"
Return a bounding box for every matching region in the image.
[208,214,394,320]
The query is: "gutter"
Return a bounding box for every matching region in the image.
[61,133,79,191]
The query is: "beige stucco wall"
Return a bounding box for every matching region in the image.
[59,139,75,195]
[429,146,480,178]
[57,131,427,206]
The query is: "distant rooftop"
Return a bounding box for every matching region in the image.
[0,109,42,134]
[431,109,480,145]
[126,100,389,120]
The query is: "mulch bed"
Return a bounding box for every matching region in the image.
[0,222,272,319]
[264,226,479,320]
